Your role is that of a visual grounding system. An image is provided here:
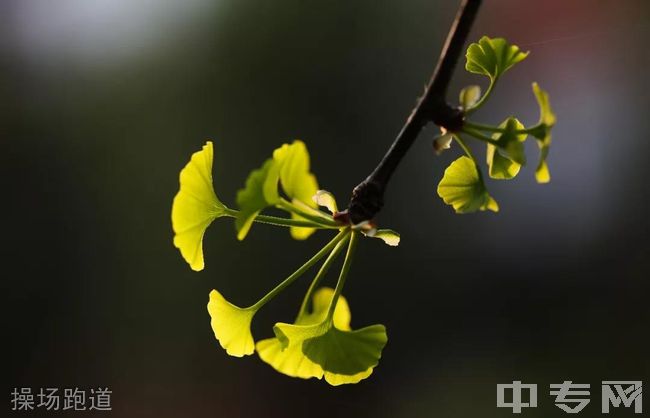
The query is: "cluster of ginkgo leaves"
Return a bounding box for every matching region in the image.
[170,36,555,386]
[435,36,556,213]
[171,139,399,385]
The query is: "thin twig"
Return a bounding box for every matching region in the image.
[338,0,482,224]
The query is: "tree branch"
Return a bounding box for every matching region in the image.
[337,0,482,225]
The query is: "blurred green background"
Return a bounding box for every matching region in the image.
[2,0,649,416]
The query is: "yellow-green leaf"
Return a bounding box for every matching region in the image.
[531,82,556,183]
[302,324,387,383]
[235,159,279,240]
[487,146,520,180]
[299,287,351,329]
[207,289,256,357]
[171,141,227,271]
[437,156,499,213]
[275,141,320,240]
[487,117,527,180]
[465,36,528,80]
[256,287,350,380]
[533,82,556,128]
[274,141,319,205]
[255,338,325,380]
[261,287,386,385]
[235,140,321,240]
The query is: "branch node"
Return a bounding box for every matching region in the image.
[425,100,465,132]
[341,0,482,224]
[339,180,384,225]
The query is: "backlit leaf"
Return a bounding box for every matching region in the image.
[302,324,387,383]
[274,141,319,205]
[235,159,279,240]
[437,156,499,213]
[465,36,528,80]
[235,140,321,240]
[487,117,527,179]
[207,289,256,357]
[171,141,228,271]
[531,82,556,183]
[275,141,320,239]
[268,288,387,385]
[256,287,350,380]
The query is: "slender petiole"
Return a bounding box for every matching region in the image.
[250,229,351,311]
[464,120,541,134]
[465,78,496,114]
[453,134,488,182]
[277,198,340,227]
[296,234,351,320]
[326,231,359,321]
[453,134,478,162]
[460,126,500,146]
[223,207,338,229]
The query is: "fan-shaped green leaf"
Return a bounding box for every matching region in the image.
[268,287,386,385]
[531,82,556,183]
[465,36,528,80]
[487,117,527,179]
[274,141,319,204]
[235,159,279,240]
[207,289,257,357]
[171,141,228,271]
[437,156,499,213]
[302,325,387,381]
[256,287,350,380]
[235,140,321,240]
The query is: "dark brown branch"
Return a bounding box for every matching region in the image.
[337,0,482,225]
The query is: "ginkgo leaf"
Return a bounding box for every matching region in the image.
[273,320,317,344]
[365,229,400,246]
[272,291,348,351]
[288,200,321,241]
[313,190,338,214]
[487,117,527,179]
[272,321,381,386]
[459,85,481,109]
[207,289,256,357]
[465,36,528,80]
[235,140,321,240]
[533,82,556,128]
[172,141,228,271]
[256,338,325,380]
[274,141,319,205]
[437,156,499,213]
[323,368,374,386]
[302,324,387,382]
[271,287,387,386]
[530,82,556,183]
[299,287,351,330]
[256,287,350,380]
[487,146,520,180]
[235,159,279,240]
[275,141,320,240]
